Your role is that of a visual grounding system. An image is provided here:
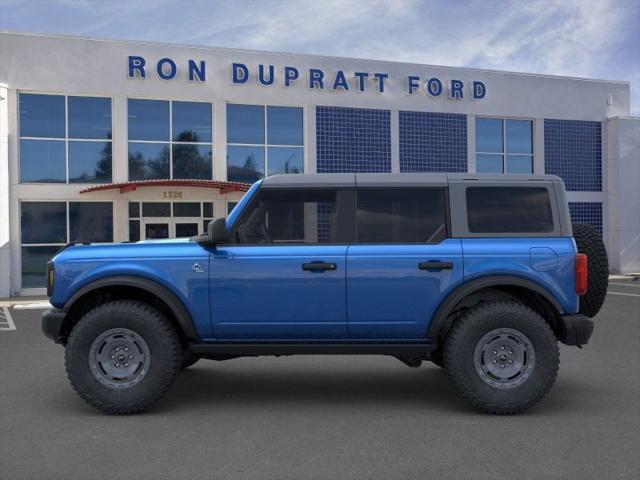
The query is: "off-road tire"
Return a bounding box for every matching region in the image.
[181,350,201,370]
[65,300,182,414]
[444,301,559,414]
[572,222,608,318]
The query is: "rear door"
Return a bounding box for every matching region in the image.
[210,188,349,340]
[346,188,463,340]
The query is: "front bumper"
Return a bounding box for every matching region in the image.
[42,308,68,344]
[559,313,594,346]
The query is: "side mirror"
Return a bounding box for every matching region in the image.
[207,218,229,244]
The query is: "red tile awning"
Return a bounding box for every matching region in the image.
[79,179,251,194]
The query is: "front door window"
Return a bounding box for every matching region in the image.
[144,222,170,239]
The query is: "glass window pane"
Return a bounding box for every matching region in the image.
[172,102,212,143]
[20,139,66,183]
[236,190,337,244]
[129,220,140,242]
[128,99,169,141]
[173,203,201,217]
[176,223,199,237]
[267,106,303,145]
[68,141,112,183]
[142,202,171,217]
[203,202,213,218]
[475,118,503,153]
[506,155,533,174]
[128,142,170,180]
[227,145,265,184]
[357,189,447,243]
[466,187,554,233]
[69,202,113,242]
[129,202,140,218]
[21,202,67,244]
[145,223,169,239]
[267,147,304,175]
[476,154,504,173]
[68,96,112,139]
[227,202,237,215]
[172,144,212,180]
[203,220,210,233]
[506,120,532,154]
[22,246,62,288]
[227,104,264,144]
[19,93,65,138]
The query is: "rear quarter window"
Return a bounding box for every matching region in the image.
[466,186,554,233]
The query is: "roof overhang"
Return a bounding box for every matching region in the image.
[79,179,251,194]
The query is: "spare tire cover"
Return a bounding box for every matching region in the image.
[572,223,609,317]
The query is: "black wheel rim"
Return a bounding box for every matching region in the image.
[89,328,151,389]
[473,328,535,389]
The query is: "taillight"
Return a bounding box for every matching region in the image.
[575,253,588,295]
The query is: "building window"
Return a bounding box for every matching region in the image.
[19,93,112,183]
[226,104,304,184]
[476,118,533,174]
[128,99,213,181]
[20,202,113,288]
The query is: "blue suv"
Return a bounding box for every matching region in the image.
[42,173,608,414]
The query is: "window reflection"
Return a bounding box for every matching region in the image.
[476,118,533,174]
[267,147,303,175]
[19,140,66,183]
[172,144,212,179]
[172,102,212,143]
[19,94,65,138]
[68,96,112,139]
[128,142,170,180]
[68,141,112,183]
[227,146,265,183]
[69,202,113,242]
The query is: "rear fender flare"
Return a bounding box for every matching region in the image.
[427,275,563,341]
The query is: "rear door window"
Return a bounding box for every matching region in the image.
[466,186,554,233]
[356,188,447,243]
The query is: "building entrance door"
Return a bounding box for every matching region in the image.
[141,218,203,240]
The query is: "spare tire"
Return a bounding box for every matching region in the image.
[572,223,608,317]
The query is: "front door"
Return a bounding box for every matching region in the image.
[346,188,464,340]
[210,188,348,340]
[141,218,202,240]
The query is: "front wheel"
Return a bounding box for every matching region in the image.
[444,301,559,414]
[65,300,182,414]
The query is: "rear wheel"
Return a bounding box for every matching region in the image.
[65,300,182,414]
[444,301,559,414]
[572,222,608,317]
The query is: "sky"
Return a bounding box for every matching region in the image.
[1,0,639,114]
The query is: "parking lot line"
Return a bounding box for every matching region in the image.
[0,306,16,331]
[609,282,640,288]
[607,291,640,298]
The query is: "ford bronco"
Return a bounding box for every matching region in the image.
[42,173,608,414]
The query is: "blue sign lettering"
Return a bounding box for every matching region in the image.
[407,76,420,95]
[449,79,464,99]
[258,64,274,86]
[332,71,349,91]
[353,72,368,92]
[373,73,388,93]
[156,58,177,80]
[128,56,146,79]
[284,66,299,86]
[473,81,486,99]
[426,77,443,97]
[232,63,249,84]
[309,69,324,89]
[188,60,205,82]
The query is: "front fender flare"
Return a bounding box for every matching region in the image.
[64,275,198,339]
[427,275,563,341]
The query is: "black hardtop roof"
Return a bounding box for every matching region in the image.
[261,173,563,189]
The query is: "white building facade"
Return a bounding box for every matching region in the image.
[0,32,638,297]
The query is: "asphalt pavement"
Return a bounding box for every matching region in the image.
[1,280,639,480]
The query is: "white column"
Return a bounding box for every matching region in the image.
[606,117,640,273]
[533,118,545,174]
[467,115,475,172]
[112,95,128,183]
[306,105,316,173]
[0,83,10,297]
[214,101,227,180]
[391,109,400,173]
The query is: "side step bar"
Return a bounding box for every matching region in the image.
[190,343,437,356]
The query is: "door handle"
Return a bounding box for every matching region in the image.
[302,262,337,272]
[418,261,453,271]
